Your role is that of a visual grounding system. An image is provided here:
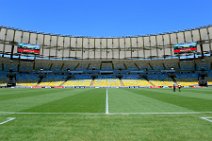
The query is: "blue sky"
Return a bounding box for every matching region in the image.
[0,0,212,37]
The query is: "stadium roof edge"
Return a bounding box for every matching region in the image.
[0,25,211,39]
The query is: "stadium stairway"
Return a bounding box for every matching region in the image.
[119,79,124,86]
[90,79,95,86]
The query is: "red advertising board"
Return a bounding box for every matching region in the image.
[17,43,40,55]
[174,47,197,54]
[18,48,40,54]
[173,42,197,54]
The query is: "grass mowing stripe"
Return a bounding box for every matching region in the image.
[141,88,212,100]
[1,114,212,141]
[156,89,212,100]
[181,88,212,95]
[0,89,33,95]
[155,88,212,92]
[109,89,192,113]
[0,89,87,112]
[0,89,70,101]
[0,88,212,141]
[125,88,212,111]
[22,88,106,113]
[0,88,31,95]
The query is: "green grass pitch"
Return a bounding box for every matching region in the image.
[0,88,212,141]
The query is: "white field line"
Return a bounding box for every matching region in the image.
[109,112,212,115]
[0,111,212,116]
[0,117,16,125]
[200,117,212,123]
[105,88,109,114]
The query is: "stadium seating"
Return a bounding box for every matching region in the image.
[1,56,212,87]
[101,63,113,70]
[0,25,212,89]
[34,60,52,71]
[113,62,126,70]
[93,79,121,87]
[195,58,211,70]
[63,79,92,86]
[63,61,80,70]
[180,61,195,70]
[2,71,212,87]
[150,60,164,70]
[124,62,139,70]
[136,61,152,70]
[122,79,150,86]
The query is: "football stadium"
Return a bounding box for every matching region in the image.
[0,24,212,140]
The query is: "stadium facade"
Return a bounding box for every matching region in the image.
[0,25,212,87]
[0,25,212,60]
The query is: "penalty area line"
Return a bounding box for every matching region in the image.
[0,117,16,125]
[0,111,212,116]
[200,117,212,123]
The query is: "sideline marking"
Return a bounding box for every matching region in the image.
[106,88,109,114]
[0,117,16,125]
[200,117,212,123]
[109,112,212,115]
[0,111,212,116]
